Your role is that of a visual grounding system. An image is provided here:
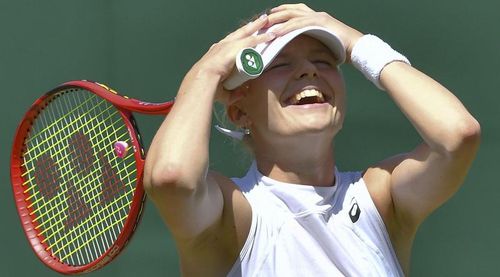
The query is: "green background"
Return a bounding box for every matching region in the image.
[1,0,498,276]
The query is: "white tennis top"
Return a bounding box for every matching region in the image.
[227,162,404,277]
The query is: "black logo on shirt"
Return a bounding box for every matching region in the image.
[349,198,361,223]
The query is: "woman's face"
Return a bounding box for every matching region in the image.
[232,35,346,145]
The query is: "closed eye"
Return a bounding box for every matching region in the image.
[312,60,334,67]
[266,63,290,71]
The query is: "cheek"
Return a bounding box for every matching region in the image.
[243,91,282,123]
[243,73,288,112]
[322,67,344,86]
[322,70,346,99]
[238,88,270,125]
[255,68,291,90]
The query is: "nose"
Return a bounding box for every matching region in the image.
[294,60,318,80]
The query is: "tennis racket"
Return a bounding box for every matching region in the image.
[10,80,174,274]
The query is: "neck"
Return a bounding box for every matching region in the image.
[253,134,336,187]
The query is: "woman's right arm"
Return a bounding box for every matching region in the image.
[143,15,275,241]
[144,65,223,240]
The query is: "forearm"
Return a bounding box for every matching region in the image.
[380,61,480,155]
[145,66,221,191]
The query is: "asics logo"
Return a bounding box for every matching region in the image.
[349,198,361,223]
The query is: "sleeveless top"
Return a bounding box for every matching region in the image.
[227,162,404,277]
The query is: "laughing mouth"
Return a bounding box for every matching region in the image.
[287,89,327,105]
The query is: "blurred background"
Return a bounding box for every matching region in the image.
[1,0,498,276]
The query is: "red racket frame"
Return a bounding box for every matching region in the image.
[10,80,173,274]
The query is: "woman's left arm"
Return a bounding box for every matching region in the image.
[377,61,480,226]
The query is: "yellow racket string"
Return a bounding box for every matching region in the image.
[40,171,134,245]
[25,124,127,205]
[46,173,135,252]
[21,102,115,176]
[22,108,122,185]
[24,92,97,144]
[46,189,130,255]
[21,95,106,164]
[45,156,135,261]
[31,152,134,227]
[26,119,129,233]
[36,160,135,236]
[60,213,129,262]
[21,89,138,265]
[24,92,128,216]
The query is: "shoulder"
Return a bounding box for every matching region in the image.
[362,154,414,232]
[361,155,417,271]
[362,157,401,225]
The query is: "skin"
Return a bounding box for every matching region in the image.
[143,4,481,276]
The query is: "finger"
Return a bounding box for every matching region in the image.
[270,3,315,13]
[268,16,318,36]
[244,31,277,48]
[223,23,276,56]
[266,9,310,27]
[224,14,269,41]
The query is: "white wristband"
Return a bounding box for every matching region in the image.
[351,34,410,90]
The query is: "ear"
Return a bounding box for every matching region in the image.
[226,103,249,127]
[225,82,252,126]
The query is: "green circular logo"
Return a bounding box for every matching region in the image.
[240,48,263,76]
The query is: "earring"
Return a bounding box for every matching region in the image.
[243,128,251,136]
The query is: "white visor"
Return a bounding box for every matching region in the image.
[223,24,346,90]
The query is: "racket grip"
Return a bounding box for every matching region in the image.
[223,48,264,90]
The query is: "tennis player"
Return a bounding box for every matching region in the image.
[144,4,480,276]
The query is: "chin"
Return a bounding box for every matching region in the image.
[297,115,335,129]
[292,122,339,137]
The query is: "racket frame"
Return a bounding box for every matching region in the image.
[10,80,173,274]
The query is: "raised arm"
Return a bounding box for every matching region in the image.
[143,16,275,242]
[375,61,480,225]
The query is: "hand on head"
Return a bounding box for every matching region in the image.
[266,3,364,62]
[192,15,275,105]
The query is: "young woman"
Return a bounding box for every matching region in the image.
[143,4,480,276]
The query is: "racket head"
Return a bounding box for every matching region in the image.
[10,81,150,274]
